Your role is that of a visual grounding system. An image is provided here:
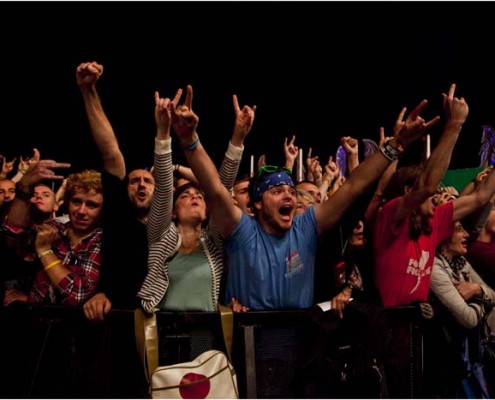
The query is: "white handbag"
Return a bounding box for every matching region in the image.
[150,349,238,399]
[135,305,238,399]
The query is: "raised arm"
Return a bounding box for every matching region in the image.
[147,89,182,245]
[6,149,70,228]
[11,156,29,184]
[170,85,242,239]
[459,166,492,196]
[452,167,495,222]
[76,61,125,179]
[364,127,397,225]
[320,157,340,200]
[340,136,359,174]
[314,99,440,234]
[283,135,298,172]
[1,156,16,180]
[218,94,256,191]
[395,84,468,223]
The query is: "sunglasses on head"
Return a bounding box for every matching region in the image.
[257,165,292,177]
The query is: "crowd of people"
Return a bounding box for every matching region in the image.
[1,61,495,398]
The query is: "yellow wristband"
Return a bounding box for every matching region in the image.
[38,249,54,259]
[44,260,62,271]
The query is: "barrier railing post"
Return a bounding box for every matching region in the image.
[242,325,257,398]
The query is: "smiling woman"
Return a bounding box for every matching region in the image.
[427,219,495,397]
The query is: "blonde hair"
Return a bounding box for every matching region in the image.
[296,188,316,206]
[64,169,102,204]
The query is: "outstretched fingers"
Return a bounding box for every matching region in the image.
[233,94,240,115]
[447,83,456,99]
[288,134,296,146]
[172,88,183,109]
[423,115,441,131]
[184,85,193,110]
[408,99,428,121]
[395,107,407,125]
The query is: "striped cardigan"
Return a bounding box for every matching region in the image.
[138,139,242,312]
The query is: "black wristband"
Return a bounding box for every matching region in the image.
[380,141,402,161]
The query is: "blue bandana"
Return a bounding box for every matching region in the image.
[252,171,295,202]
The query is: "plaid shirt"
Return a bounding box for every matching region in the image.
[3,219,103,306]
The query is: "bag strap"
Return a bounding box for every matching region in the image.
[218,303,234,361]
[135,305,234,380]
[134,308,159,383]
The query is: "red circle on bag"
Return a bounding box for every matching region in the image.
[179,373,210,399]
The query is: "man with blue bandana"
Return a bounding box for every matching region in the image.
[169,85,440,311]
[227,167,317,309]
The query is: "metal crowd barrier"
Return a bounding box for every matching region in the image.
[0,304,425,398]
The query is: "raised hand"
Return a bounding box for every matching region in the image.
[395,100,440,147]
[306,147,318,181]
[378,126,392,148]
[76,61,103,88]
[17,156,30,175]
[323,156,339,184]
[2,156,16,177]
[442,83,469,126]
[55,178,67,208]
[170,85,199,147]
[232,94,256,146]
[18,148,70,188]
[257,154,266,169]
[310,158,323,185]
[154,89,183,140]
[473,166,494,189]
[341,136,358,157]
[284,135,298,170]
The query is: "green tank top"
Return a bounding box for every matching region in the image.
[158,249,214,311]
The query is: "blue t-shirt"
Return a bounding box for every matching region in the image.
[225,207,318,310]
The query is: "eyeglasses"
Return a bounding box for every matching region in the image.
[257,165,292,177]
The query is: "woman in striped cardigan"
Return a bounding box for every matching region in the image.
[138,88,255,312]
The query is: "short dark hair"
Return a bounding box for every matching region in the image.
[173,182,205,205]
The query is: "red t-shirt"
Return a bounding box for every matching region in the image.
[373,197,453,307]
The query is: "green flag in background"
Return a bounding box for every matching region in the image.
[441,167,484,192]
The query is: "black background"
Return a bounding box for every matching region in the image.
[1,1,494,176]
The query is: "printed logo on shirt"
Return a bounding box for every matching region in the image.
[406,250,431,294]
[285,251,304,278]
